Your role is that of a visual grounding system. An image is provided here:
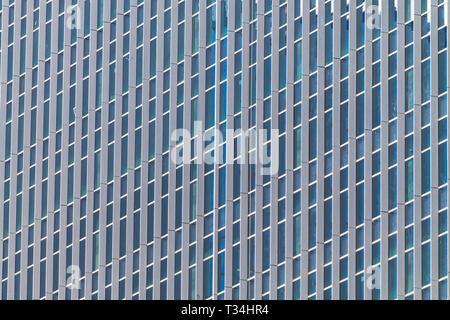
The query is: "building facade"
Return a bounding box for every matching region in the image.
[0,0,449,300]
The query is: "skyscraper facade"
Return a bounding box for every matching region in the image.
[0,0,448,301]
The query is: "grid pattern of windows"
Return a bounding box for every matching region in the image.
[0,0,449,300]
